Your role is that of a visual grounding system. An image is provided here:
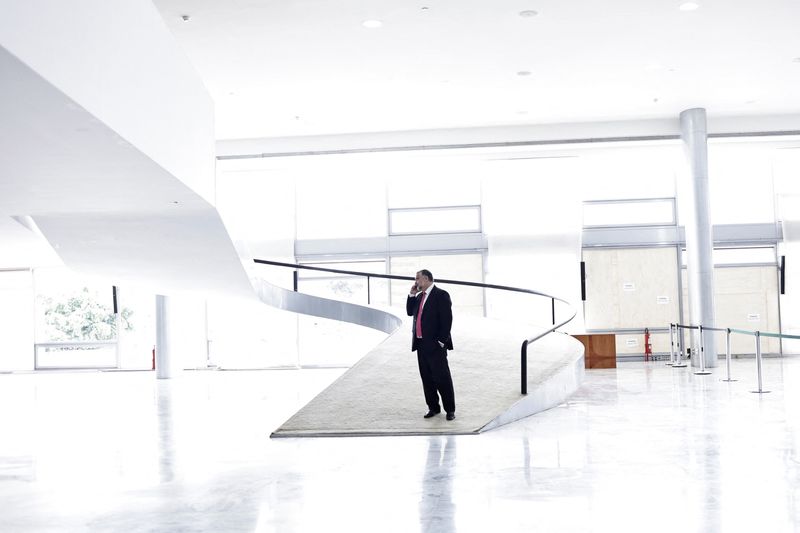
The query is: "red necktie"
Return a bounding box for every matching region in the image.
[415,291,426,338]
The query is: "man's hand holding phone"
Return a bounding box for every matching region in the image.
[410,282,420,296]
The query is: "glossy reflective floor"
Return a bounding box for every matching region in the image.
[2,357,800,532]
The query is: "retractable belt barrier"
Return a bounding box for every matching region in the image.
[669,323,800,393]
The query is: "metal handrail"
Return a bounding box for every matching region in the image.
[254,258,577,394]
[520,310,577,395]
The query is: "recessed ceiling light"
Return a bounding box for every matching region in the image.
[679,2,699,11]
[421,6,429,10]
[517,70,532,76]
[519,10,539,17]
[180,14,191,22]
[793,57,800,63]
[745,100,757,104]
[362,19,383,28]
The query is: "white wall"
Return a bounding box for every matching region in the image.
[708,143,776,225]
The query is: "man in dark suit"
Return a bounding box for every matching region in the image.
[406,269,456,420]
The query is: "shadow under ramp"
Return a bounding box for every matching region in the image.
[271,316,584,437]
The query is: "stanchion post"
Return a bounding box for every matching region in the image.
[668,323,675,366]
[721,328,736,382]
[695,325,712,375]
[673,324,687,367]
[750,331,770,394]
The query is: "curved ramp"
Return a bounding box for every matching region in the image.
[271,316,584,437]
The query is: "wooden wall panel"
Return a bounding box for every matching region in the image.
[573,334,617,369]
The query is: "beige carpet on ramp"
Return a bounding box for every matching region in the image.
[271,316,584,437]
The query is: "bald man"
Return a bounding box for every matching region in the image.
[407,269,456,420]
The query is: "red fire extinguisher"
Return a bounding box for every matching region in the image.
[644,328,653,361]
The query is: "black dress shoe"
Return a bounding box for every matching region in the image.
[423,410,441,418]
[446,412,456,421]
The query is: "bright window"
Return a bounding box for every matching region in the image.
[389,206,481,235]
[583,198,675,227]
[680,247,776,266]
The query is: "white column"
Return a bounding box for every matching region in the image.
[680,108,717,367]
[155,294,173,379]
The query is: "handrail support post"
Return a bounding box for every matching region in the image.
[521,341,528,395]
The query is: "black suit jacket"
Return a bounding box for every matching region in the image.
[406,285,454,352]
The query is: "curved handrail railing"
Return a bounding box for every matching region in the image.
[519,314,578,395]
[253,259,577,394]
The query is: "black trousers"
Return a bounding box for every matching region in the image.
[416,339,456,413]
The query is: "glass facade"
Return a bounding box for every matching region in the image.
[208,139,796,365]
[3,136,798,370]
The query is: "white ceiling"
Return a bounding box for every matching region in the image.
[153,0,800,140]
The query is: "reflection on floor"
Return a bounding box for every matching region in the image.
[1,358,800,532]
